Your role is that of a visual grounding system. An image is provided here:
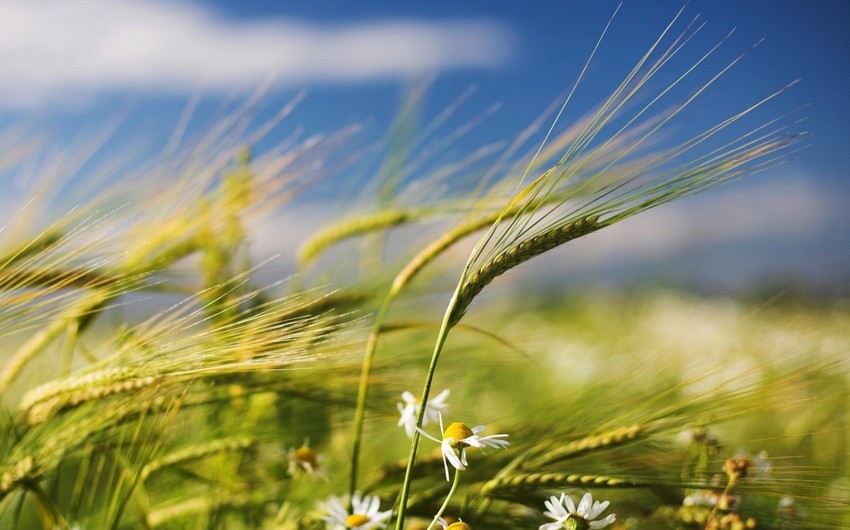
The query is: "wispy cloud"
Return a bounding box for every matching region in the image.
[0,0,514,108]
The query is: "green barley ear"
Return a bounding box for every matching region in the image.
[298,209,415,266]
[449,215,600,325]
[140,436,256,482]
[481,472,641,498]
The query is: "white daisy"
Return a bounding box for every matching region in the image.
[320,493,393,530]
[437,517,471,530]
[287,440,325,479]
[539,492,616,530]
[397,389,450,438]
[418,413,509,481]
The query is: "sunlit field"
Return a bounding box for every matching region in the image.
[1,5,848,530]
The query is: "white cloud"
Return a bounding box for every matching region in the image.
[0,0,514,108]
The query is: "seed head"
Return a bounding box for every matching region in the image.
[723,457,754,483]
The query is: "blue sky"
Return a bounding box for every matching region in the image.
[1,0,848,294]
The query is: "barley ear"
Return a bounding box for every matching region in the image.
[480,472,642,498]
[449,215,600,325]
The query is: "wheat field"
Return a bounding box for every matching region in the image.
[0,7,847,530]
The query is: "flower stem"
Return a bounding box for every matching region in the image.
[393,284,462,530]
[426,467,462,530]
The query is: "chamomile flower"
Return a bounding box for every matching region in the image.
[397,389,450,438]
[417,413,509,480]
[539,492,616,530]
[437,517,471,530]
[288,439,325,479]
[320,493,393,530]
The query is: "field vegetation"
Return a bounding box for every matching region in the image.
[0,8,847,530]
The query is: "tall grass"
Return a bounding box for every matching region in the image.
[1,6,847,530]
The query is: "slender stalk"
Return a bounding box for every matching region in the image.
[349,298,394,496]
[394,283,462,530]
[426,468,462,530]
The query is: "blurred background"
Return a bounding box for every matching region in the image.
[1,0,848,299]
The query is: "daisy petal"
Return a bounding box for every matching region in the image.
[563,493,576,514]
[577,492,593,517]
[588,500,610,519]
[589,513,616,529]
[443,443,466,471]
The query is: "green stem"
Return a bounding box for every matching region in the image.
[426,468,462,530]
[349,297,395,497]
[393,284,462,530]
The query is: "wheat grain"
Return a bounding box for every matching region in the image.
[299,209,416,265]
[141,437,256,481]
[528,424,647,466]
[480,472,642,497]
[450,216,600,325]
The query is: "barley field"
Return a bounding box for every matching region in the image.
[1,5,848,530]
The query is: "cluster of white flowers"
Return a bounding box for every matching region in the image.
[318,388,615,530]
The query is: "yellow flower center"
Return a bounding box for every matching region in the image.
[294,446,317,467]
[443,422,473,447]
[346,514,371,528]
[447,523,471,530]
